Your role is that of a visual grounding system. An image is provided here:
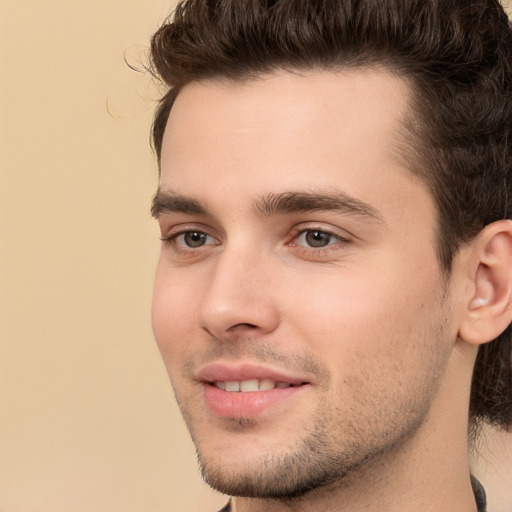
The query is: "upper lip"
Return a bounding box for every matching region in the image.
[196,362,313,386]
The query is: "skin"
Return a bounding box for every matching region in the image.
[151,70,494,511]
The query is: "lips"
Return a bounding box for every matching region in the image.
[197,363,311,418]
[197,363,309,386]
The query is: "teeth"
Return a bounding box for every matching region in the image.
[240,379,259,392]
[213,379,293,392]
[259,378,275,391]
[225,381,240,392]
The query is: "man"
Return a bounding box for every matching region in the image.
[149,1,512,510]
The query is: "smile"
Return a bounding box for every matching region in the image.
[197,363,313,418]
[213,379,297,392]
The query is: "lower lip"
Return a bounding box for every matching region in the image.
[203,383,308,418]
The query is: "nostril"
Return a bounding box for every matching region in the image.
[227,322,259,331]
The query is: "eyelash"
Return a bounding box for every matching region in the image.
[160,226,350,257]
[287,226,350,254]
[160,230,219,255]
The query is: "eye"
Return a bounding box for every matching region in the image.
[295,229,342,248]
[179,231,210,248]
[161,229,218,251]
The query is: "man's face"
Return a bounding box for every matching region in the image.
[152,70,459,497]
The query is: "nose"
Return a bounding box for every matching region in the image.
[197,248,280,341]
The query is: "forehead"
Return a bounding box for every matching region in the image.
[164,69,411,155]
[159,69,428,222]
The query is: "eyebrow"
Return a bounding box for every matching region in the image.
[151,188,383,223]
[151,189,209,218]
[254,191,383,221]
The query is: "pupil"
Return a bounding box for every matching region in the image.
[306,230,331,247]
[185,232,206,247]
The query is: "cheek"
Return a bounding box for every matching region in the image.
[285,272,449,433]
[151,262,200,361]
[283,258,444,376]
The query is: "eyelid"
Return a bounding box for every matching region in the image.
[288,223,352,244]
[285,223,353,258]
[160,221,218,239]
[294,230,344,246]
[160,223,221,253]
[161,231,217,245]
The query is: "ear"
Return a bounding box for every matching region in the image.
[458,220,512,345]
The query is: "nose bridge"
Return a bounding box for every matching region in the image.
[197,242,279,338]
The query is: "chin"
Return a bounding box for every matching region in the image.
[194,427,369,499]
[199,455,344,499]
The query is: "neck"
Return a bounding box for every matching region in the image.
[232,438,476,512]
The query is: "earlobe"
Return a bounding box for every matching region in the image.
[458,220,512,346]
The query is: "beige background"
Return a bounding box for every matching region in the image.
[1,1,511,512]
[0,1,225,511]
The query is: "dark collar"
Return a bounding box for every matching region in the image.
[217,477,487,512]
[471,475,487,512]
[217,502,231,512]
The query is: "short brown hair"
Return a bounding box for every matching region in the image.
[149,0,512,430]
